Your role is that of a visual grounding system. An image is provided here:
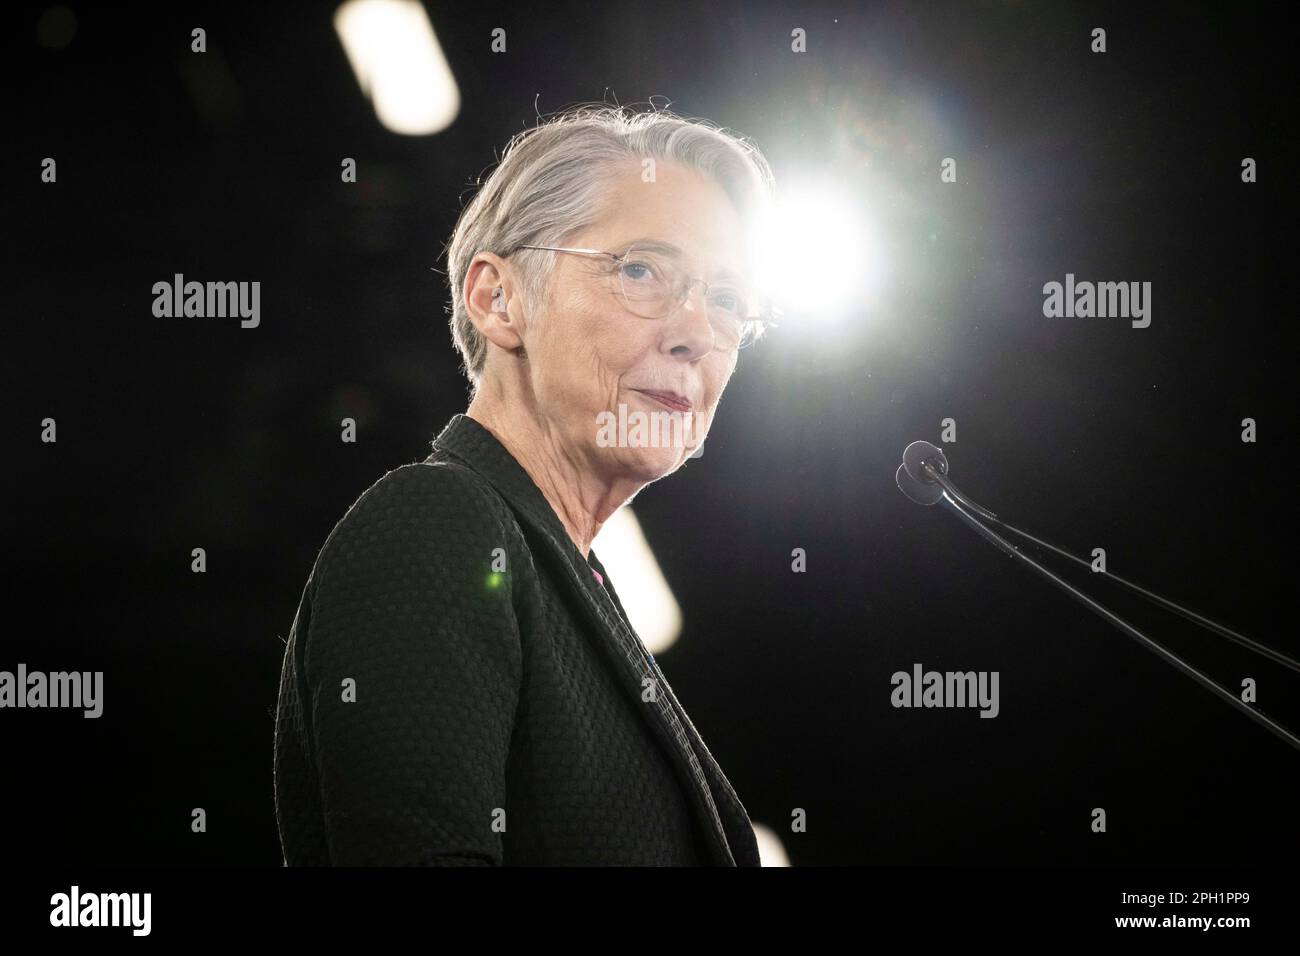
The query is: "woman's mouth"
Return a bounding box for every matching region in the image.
[631,389,693,412]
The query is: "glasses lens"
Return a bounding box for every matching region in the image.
[616,245,676,318]
[616,245,756,351]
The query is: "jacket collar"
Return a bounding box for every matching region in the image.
[426,413,760,867]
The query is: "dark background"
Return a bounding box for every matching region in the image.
[6,0,1295,866]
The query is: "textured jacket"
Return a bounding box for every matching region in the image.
[273,412,761,866]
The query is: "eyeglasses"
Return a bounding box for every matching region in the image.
[514,242,776,350]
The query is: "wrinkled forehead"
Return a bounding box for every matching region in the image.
[583,162,761,284]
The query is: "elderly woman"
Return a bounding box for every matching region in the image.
[273,105,775,866]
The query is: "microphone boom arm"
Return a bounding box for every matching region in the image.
[937,489,1300,753]
[920,461,1300,675]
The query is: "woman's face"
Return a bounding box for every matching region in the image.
[524,160,752,485]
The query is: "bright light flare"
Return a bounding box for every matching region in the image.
[334,0,460,135]
[751,184,883,322]
[590,507,682,655]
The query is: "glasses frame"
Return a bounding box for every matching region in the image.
[514,243,777,350]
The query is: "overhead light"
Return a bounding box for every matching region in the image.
[591,507,683,655]
[752,822,791,867]
[334,0,459,135]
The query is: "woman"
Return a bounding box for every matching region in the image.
[273,104,775,865]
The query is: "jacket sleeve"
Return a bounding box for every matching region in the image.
[304,463,523,865]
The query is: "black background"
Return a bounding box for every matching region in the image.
[7,0,1296,869]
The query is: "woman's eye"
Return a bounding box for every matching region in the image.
[621,261,654,281]
[711,291,743,314]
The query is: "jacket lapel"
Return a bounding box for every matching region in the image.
[588,547,763,868]
[428,414,753,866]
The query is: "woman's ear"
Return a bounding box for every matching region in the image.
[465,252,526,351]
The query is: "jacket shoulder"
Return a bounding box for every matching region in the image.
[347,459,506,516]
[311,460,519,590]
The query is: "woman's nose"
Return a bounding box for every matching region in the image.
[664,282,718,356]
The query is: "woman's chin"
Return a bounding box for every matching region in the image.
[612,444,689,482]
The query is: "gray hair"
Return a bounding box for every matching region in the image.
[443,103,776,389]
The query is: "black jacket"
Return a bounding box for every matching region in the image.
[273,413,761,865]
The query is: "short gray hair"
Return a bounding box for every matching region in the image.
[443,103,776,389]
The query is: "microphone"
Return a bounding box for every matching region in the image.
[897,440,1300,753]
[895,461,943,506]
